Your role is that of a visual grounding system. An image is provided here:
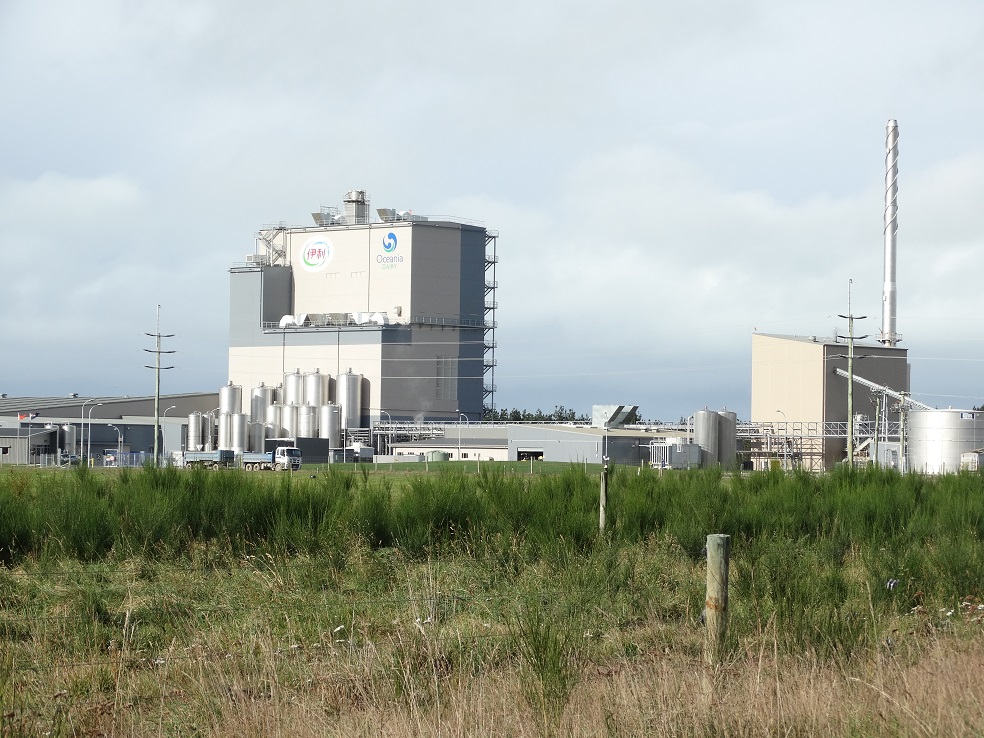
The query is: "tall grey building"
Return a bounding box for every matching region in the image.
[228,191,497,426]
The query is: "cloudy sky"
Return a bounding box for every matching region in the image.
[2,1,983,421]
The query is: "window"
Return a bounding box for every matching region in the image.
[461,452,469,459]
[436,356,458,401]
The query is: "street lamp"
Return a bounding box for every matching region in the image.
[80,398,98,459]
[380,411,392,456]
[87,403,103,466]
[776,410,788,471]
[107,424,123,467]
[457,412,467,461]
[161,405,177,465]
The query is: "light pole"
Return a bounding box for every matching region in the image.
[161,405,177,464]
[80,398,98,460]
[87,403,103,466]
[776,410,788,471]
[457,412,466,461]
[107,424,123,467]
[380,410,392,456]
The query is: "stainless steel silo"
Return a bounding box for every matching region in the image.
[219,382,242,415]
[250,383,276,423]
[248,419,266,452]
[281,403,299,439]
[319,403,342,449]
[218,413,233,451]
[230,413,248,454]
[336,369,363,429]
[62,425,77,457]
[283,369,303,406]
[297,403,318,438]
[717,410,738,469]
[694,409,719,467]
[907,409,984,475]
[187,412,203,451]
[264,403,283,437]
[303,369,331,407]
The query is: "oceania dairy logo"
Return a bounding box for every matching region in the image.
[382,232,397,252]
[300,237,333,272]
[377,231,404,270]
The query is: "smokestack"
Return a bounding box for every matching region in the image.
[880,119,900,346]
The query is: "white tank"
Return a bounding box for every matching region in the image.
[907,409,984,475]
[281,403,299,439]
[219,382,242,415]
[250,383,276,423]
[303,369,331,406]
[187,412,203,451]
[694,409,719,467]
[298,403,318,438]
[717,410,738,469]
[248,419,266,453]
[230,413,248,454]
[62,424,77,456]
[283,369,303,406]
[217,413,233,451]
[336,369,363,429]
[319,403,342,448]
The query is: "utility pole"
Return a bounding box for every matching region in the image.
[838,281,867,467]
[144,305,175,466]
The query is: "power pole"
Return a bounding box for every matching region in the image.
[838,281,867,467]
[144,305,175,466]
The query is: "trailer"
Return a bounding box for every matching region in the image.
[182,449,235,469]
[241,446,302,471]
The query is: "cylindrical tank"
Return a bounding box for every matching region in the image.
[297,403,318,438]
[230,413,248,454]
[319,403,342,448]
[694,409,719,467]
[62,424,77,457]
[217,413,233,451]
[717,410,738,470]
[187,412,203,451]
[283,369,303,406]
[219,382,242,415]
[281,403,299,439]
[250,383,276,423]
[248,419,266,453]
[336,369,363,429]
[264,403,283,437]
[907,409,984,475]
[303,369,331,407]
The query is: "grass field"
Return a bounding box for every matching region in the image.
[2,463,983,736]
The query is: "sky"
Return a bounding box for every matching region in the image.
[2,0,983,422]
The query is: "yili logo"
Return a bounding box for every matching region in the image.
[300,237,333,272]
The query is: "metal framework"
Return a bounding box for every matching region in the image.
[483,231,498,413]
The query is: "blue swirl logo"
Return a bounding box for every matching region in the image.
[382,232,397,252]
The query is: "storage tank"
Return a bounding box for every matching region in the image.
[283,369,303,406]
[250,383,276,423]
[230,413,248,454]
[336,369,363,429]
[694,409,719,467]
[281,403,299,439]
[219,382,242,415]
[264,404,284,437]
[217,413,233,451]
[907,409,984,475]
[717,410,738,470]
[319,403,342,448]
[187,412,203,451]
[297,403,318,438]
[248,419,266,453]
[303,370,331,406]
[62,424,77,457]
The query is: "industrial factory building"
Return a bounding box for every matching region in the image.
[226,190,497,428]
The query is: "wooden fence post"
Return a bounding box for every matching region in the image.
[704,533,730,665]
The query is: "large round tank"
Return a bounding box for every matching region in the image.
[336,369,363,429]
[248,419,266,452]
[62,424,77,457]
[281,403,299,439]
[319,403,342,448]
[217,413,233,451]
[297,403,318,438]
[303,370,331,406]
[219,382,242,415]
[717,410,738,469]
[250,383,276,423]
[907,409,984,475]
[230,413,248,454]
[283,369,304,406]
[694,409,720,467]
[187,412,203,451]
